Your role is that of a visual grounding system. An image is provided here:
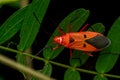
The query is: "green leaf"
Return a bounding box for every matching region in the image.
[96,53,118,73]
[64,68,81,80]
[43,8,89,59]
[40,63,52,77]
[0,7,26,44]
[17,0,50,51]
[70,50,89,67]
[94,74,108,80]
[70,58,81,67]
[89,23,105,33]
[107,16,120,52]
[96,17,120,73]
[31,63,52,80]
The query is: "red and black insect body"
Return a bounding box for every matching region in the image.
[53,24,111,57]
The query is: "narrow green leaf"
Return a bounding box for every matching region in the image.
[31,63,52,80]
[96,17,120,73]
[17,0,50,51]
[0,7,26,44]
[43,8,89,59]
[94,74,108,80]
[16,0,50,78]
[64,68,81,80]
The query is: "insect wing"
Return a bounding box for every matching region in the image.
[68,40,97,52]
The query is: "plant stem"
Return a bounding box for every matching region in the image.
[0,0,18,4]
[0,46,120,79]
[104,73,120,79]
[20,0,29,8]
[0,54,55,80]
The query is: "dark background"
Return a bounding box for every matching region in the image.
[0,0,120,80]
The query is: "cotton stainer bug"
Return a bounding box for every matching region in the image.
[53,24,111,57]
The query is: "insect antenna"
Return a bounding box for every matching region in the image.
[31,12,52,59]
[31,43,54,60]
[80,23,89,31]
[36,43,54,55]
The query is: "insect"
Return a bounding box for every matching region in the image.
[53,24,111,57]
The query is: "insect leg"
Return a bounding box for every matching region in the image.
[67,23,72,32]
[80,23,89,31]
[58,23,72,34]
[70,49,73,58]
[58,28,65,35]
[84,52,93,57]
[53,45,61,50]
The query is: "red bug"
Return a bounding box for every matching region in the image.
[53,24,111,57]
